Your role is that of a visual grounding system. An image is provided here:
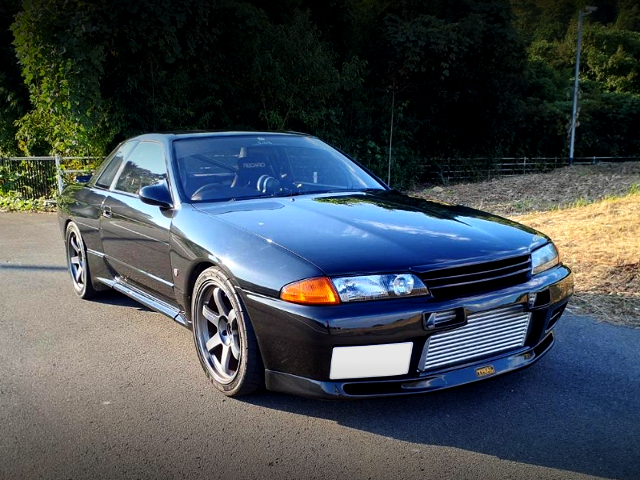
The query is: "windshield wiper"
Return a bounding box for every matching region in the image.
[310,188,384,195]
[270,183,306,198]
[228,193,278,201]
[358,188,386,192]
[269,187,386,199]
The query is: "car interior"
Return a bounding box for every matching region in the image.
[177,141,360,202]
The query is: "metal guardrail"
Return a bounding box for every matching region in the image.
[0,155,103,198]
[0,157,57,198]
[419,156,640,184]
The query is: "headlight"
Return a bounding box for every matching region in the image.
[531,243,559,275]
[331,274,429,302]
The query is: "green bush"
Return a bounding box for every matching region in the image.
[0,165,20,194]
[0,193,54,212]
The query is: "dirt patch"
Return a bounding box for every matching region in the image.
[408,162,640,327]
[410,162,640,216]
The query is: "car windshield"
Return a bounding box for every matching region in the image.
[172,135,385,202]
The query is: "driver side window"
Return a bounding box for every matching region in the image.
[114,142,167,195]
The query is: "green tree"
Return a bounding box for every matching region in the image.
[12,0,109,155]
[0,0,29,156]
[583,25,640,94]
[250,11,341,131]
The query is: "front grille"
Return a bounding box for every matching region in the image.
[420,305,531,371]
[419,254,531,299]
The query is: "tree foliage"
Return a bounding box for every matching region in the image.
[509,0,640,159]
[1,0,640,186]
[0,0,28,156]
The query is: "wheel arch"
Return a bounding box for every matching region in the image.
[185,260,269,371]
[185,261,215,316]
[182,259,241,321]
[62,217,73,234]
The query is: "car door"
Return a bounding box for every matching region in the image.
[74,140,139,254]
[100,141,175,302]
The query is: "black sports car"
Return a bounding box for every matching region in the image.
[58,132,573,399]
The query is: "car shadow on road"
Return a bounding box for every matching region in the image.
[90,290,153,312]
[245,315,640,480]
[0,264,67,271]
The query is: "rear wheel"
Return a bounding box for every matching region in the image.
[65,222,97,299]
[192,267,264,396]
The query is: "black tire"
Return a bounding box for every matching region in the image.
[65,222,97,299]
[191,267,264,396]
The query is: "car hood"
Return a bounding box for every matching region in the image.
[195,191,549,276]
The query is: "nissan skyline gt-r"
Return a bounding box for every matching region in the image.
[57,131,573,399]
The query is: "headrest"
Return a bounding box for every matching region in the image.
[237,148,272,174]
[238,158,269,170]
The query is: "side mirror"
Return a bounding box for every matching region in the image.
[139,182,173,209]
[76,174,92,184]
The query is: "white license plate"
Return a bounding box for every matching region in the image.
[330,342,413,380]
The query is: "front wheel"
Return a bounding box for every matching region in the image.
[192,267,264,396]
[65,222,97,299]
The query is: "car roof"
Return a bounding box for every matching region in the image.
[129,131,313,142]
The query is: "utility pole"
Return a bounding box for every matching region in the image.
[569,6,597,165]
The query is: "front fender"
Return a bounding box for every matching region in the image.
[169,204,323,314]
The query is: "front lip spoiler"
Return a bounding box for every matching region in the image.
[265,331,555,400]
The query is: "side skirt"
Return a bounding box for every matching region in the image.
[95,276,190,328]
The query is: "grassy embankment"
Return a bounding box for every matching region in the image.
[411,162,640,327]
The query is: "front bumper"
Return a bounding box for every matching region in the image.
[243,265,573,399]
[265,331,554,399]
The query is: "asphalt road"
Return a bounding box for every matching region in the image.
[1,212,639,480]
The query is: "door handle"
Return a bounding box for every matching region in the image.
[102,206,112,218]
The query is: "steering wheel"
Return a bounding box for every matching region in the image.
[191,183,224,201]
[256,175,281,194]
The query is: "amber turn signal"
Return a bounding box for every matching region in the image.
[280,277,340,305]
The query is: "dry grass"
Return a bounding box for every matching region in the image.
[410,162,640,216]
[408,162,640,327]
[516,194,640,327]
